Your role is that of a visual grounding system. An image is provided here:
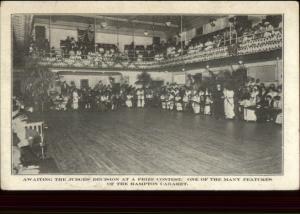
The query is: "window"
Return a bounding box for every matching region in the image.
[80,79,89,89]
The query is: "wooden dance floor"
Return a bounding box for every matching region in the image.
[43,108,282,175]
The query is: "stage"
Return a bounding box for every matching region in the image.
[42,108,282,175]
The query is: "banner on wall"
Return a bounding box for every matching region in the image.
[203,17,229,35]
[247,65,277,82]
[173,74,186,85]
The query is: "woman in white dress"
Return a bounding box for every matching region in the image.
[72,89,79,110]
[175,91,183,111]
[182,90,190,111]
[273,95,282,124]
[126,92,133,108]
[140,89,145,108]
[168,92,175,111]
[223,87,235,119]
[204,89,213,115]
[137,88,145,108]
[145,89,153,107]
[160,93,166,109]
[192,90,201,114]
[243,87,258,121]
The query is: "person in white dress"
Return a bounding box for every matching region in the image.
[168,92,175,111]
[145,89,154,107]
[72,89,79,110]
[223,87,235,119]
[137,88,145,108]
[126,92,133,108]
[175,91,183,111]
[204,89,213,115]
[160,92,166,109]
[182,89,190,111]
[273,95,282,124]
[192,90,201,114]
[242,87,258,121]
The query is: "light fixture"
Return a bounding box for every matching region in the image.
[101,21,108,28]
[238,60,243,65]
[144,30,149,36]
[166,21,171,27]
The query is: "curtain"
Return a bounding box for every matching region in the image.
[24,15,34,49]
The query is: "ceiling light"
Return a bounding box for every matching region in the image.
[101,22,108,28]
[166,21,171,27]
[144,31,149,36]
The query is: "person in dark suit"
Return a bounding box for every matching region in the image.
[255,95,273,122]
[212,84,225,119]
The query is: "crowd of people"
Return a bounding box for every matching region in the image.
[48,77,282,124]
[12,73,283,174]
[29,16,282,70]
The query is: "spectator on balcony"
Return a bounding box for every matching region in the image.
[264,30,272,38]
[69,48,75,58]
[28,43,35,56]
[278,21,283,29]
[204,39,214,50]
[215,35,223,47]
[258,23,266,32]
[76,49,82,59]
[265,22,274,32]
[242,31,251,43]
[70,37,77,49]
[50,47,56,57]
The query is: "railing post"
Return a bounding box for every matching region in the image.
[94,17,96,53]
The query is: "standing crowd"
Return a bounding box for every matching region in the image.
[50,78,282,124]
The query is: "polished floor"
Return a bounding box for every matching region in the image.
[42,108,282,175]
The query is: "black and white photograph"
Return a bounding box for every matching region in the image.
[1,1,299,190]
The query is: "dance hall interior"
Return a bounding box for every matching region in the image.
[12,14,283,175]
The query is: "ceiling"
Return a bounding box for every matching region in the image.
[35,14,223,33]
[106,15,199,28]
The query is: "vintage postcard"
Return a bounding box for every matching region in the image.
[1,1,299,190]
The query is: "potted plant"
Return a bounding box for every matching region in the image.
[23,65,55,112]
[136,71,152,89]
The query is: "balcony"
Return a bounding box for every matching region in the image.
[31,31,282,71]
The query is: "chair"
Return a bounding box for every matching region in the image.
[24,121,45,159]
[244,106,257,122]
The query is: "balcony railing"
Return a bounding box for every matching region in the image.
[32,30,282,70]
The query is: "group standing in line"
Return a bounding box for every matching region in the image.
[47,78,282,124]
